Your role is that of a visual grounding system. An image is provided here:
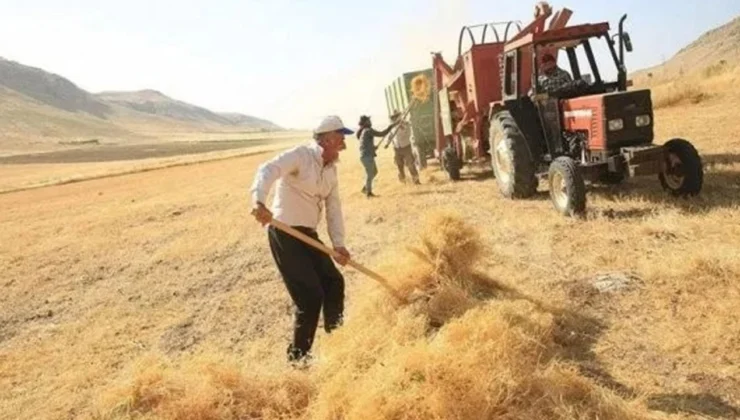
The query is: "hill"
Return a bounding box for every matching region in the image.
[95,90,281,131]
[0,56,281,153]
[0,57,111,118]
[96,89,225,125]
[632,15,740,83]
[217,112,281,130]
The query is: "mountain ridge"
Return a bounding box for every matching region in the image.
[0,56,281,149]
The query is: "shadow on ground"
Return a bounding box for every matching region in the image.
[470,271,740,418]
[467,272,638,399]
[587,167,740,217]
[703,152,740,168]
[418,154,740,221]
[647,393,740,419]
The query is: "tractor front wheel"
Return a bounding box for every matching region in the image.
[659,138,703,196]
[489,111,537,198]
[548,156,587,217]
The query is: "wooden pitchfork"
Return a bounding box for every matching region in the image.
[382,99,417,148]
[267,219,407,304]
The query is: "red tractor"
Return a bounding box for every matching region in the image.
[432,2,703,216]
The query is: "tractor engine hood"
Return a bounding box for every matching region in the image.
[603,89,654,147]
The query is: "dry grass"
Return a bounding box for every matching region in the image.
[652,83,712,109]
[641,60,740,109]
[92,211,651,420]
[2,68,740,420]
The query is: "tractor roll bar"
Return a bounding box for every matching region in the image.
[457,20,523,58]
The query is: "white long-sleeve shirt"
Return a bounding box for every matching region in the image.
[250,141,345,248]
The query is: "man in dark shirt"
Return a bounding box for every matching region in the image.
[538,53,573,94]
[356,115,397,197]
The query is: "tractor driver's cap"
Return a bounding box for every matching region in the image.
[314,115,354,135]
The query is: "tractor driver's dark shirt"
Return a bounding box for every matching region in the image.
[538,67,573,93]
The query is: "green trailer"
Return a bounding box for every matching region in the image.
[384,68,437,168]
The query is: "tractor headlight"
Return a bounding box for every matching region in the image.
[608,118,624,131]
[635,114,651,127]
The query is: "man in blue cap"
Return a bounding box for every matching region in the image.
[250,115,354,365]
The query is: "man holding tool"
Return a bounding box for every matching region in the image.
[356,115,398,197]
[249,115,353,365]
[385,110,420,185]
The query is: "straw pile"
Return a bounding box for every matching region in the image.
[96,210,653,420]
[386,211,499,326]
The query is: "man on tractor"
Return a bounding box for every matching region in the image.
[538,52,573,94]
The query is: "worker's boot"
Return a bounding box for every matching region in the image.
[289,354,313,370]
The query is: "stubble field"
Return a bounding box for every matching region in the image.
[1,71,740,420]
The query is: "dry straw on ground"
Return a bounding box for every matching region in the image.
[95,210,653,420]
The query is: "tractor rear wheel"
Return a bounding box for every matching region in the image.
[548,156,587,217]
[489,111,537,198]
[659,138,703,196]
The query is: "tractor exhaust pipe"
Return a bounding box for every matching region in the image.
[618,14,627,64]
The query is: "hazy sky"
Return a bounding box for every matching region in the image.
[1,0,738,129]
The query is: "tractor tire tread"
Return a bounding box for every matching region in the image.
[659,138,703,196]
[549,156,587,216]
[490,111,538,198]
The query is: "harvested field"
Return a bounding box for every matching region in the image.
[0,135,306,194]
[2,73,740,420]
[0,138,297,164]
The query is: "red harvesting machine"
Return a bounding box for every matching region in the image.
[430,2,703,216]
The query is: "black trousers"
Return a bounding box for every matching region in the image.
[267,225,345,361]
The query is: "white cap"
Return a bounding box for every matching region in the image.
[313,115,354,135]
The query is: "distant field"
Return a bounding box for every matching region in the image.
[0,138,295,164]
[0,130,308,157]
[0,134,306,193]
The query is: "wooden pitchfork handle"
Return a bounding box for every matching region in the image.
[268,219,407,303]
